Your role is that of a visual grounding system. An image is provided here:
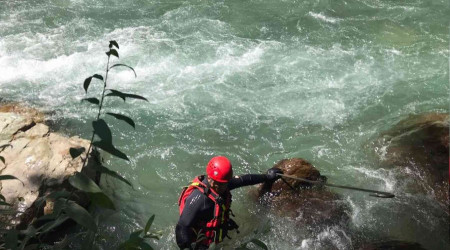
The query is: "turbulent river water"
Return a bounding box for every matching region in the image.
[1,0,449,249]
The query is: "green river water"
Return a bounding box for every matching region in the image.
[0,0,449,249]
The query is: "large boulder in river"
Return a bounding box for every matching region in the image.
[256,158,350,228]
[0,103,95,227]
[375,113,449,206]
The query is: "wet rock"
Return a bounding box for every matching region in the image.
[0,103,97,227]
[376,113,449,206]
[256,158,350,227]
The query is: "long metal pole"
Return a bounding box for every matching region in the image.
[277,174,395,198]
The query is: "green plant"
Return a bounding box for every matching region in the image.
[119,215,162,250]
[0,145,18,222]
[0,144,12,165]
[0,41,151,250]
[235,238,268,250]
[0,174,21,250]
[208,221,270,250]
[205,228,269,250]
[64,40,148,247]
[235,222,270,250]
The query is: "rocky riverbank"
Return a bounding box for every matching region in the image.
[0,103,96,227]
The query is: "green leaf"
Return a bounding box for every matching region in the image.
[81,230,96,250]
[92,74,104,81]
[39,215,69,233]
[70,147,85,159]
[91,165,132,186]
[23,244,42,250]
[69,172,102,193]
[106,49,119,58]
[93,140,129,161]
[106,89,148,102]
[106,112,135,129]
[82,98,100,105]
[63,201,97,232]
[46,190,71,200]
[143,230,162,240]
[143,235,160,240]
[17,228,35,250]
[47,197,65,216]
[119,230,144,249]
[53,235,70,250]
[91,119,130,160]
[109,40,119,49]
[0,175,19,181]
[0,193,5,201]
[250,239,268,250]
[144,215,155,235]
[0,156,4,164]
[109,64,137,78]
[33,196,46,209]
[88,192,115,210]
[0,200,12,206]
[68,173,115,209]
[83,77,92,93]
[21,225,37,238]
[119,240,141,250]
[0,209,16,215]
[35,213,59,223]
[5,229,18,250]
[93,119,112,143]
[0,143,12,151]
[130,229,144,239]
[84,75,103,93]
[139,241,153,250]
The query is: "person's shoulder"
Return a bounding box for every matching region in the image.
[185,188,207,204]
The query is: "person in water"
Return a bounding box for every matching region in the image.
[176,156,283,249]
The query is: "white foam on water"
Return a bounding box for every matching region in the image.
[298,226,352,250]
[0,51,93,84]
[385,48,402,55]
[373,138,391,161]
[353,166,396,191]
[308,12,339,24]
[171,42,265,85]
[1,1,449,249]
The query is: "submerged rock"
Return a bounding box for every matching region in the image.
[256,158,350,228]
[375,113,449,207]
[0,103,97,227]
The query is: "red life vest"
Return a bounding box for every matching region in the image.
[178,175,232,246]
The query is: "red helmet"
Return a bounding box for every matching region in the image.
[206,156,233,183]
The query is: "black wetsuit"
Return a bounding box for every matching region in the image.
[176,174,269,249]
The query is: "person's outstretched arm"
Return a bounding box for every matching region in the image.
[228,168,282,190]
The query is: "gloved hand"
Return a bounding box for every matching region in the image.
[266,167,283,182]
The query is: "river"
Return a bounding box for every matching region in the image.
[0,0,448,249]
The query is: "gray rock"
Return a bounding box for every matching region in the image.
[0,104,91,226]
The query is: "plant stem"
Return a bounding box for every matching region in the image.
[81,55,111,169]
